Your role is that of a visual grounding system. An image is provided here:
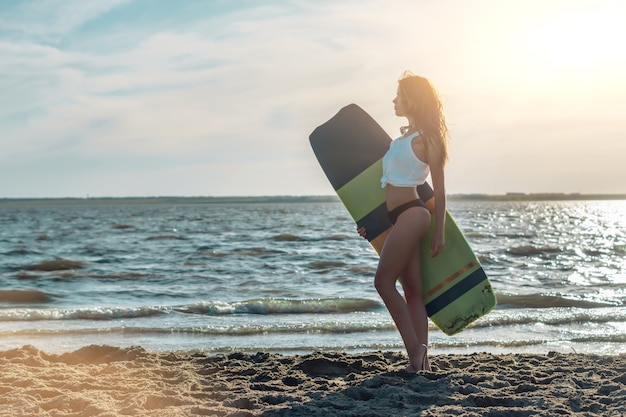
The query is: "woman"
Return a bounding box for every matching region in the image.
[358,71,449,372]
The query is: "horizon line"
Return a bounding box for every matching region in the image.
[2,192,626,204]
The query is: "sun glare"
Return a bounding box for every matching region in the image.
[519,5,626,77]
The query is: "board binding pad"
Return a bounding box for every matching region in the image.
[309,103,496,335]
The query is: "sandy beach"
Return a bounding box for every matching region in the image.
[0,345,624,416]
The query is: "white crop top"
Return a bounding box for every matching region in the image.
[381,131,430,188]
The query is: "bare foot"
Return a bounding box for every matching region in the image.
[405,344,431,372]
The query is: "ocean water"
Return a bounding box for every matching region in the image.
[1,198,625,355]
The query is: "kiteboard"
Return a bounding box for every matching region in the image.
[309,103,496,335]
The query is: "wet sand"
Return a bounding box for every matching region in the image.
[1,345,625,416]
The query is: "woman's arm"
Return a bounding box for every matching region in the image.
[428,148,446,257]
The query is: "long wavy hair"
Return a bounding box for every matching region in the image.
[398,71,449,166]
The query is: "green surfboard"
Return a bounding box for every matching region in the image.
[309,104,496,335]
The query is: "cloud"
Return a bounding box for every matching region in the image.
[3,2,408,157]
[0,0,131,40]
[1,0,626,197]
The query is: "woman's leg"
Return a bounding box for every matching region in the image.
[399,249,431,371]
[375,206,431,370]
[400,249,428,345]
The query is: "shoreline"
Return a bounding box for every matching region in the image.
[1,344,625,416]
[2,332,626,358]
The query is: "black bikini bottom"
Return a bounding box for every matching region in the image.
[388,199,428,225]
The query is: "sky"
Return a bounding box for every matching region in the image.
[1,0,626,198]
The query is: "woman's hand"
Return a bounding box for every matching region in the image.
[357,226,367,239]
[431,229,445,257]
